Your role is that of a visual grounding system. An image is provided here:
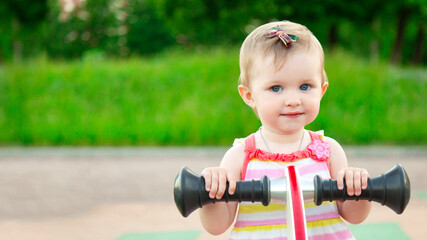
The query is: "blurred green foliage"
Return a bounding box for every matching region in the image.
[0,0,426,64]
[0,1,426,146]
[0,0,48,60]
[0,48,425,145]
[46,0,122,58]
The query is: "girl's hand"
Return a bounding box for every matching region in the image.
[201,167,237,200]
[336,167,369,196]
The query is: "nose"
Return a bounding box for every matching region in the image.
[284,91,301,107]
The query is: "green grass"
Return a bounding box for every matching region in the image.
[0,48,426,145]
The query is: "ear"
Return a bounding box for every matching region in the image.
[321,82,328,97]
[238,84,256,109]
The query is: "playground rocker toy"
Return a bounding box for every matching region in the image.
[173,164,410,240]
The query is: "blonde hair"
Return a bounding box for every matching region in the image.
[239,20,328,86]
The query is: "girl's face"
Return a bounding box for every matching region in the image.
[239,49,328,136]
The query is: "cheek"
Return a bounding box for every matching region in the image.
[312,104,321,116]
[305,95,322,113]
[254,97,276,118]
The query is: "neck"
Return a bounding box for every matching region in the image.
[260,127,305,144]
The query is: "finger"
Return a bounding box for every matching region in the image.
[336,169,345,190]
[216,170,227,199]
[353,171,362,196]
[227,172,236,195]
[201,170,212,192]
[209,170,219,199]
[345,170,354,196]
[361,170,369,190]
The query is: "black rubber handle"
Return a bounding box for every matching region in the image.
[313,164,410,214]
[174,164,410,217]
[174,167,270,217]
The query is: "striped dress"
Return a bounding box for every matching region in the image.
[229,130,355,240]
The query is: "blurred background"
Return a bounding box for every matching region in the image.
[0,1,426,240]
[0,0,426,146]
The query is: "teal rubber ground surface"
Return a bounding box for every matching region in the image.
[116,230,201,240]
[414,191,427,201]
[349,222,410,240]
[116,222,410,240]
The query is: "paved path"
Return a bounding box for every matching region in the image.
[0,146,425,239]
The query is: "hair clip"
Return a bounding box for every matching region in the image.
[266,27,298,47]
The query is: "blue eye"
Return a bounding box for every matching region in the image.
[271,86,282,92]
[300,84,311,91]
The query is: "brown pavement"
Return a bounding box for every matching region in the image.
[0,146,425,240]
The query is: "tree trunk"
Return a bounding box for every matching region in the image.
[411,24,424,65]
[12,18,23,63]
[328,24,338,50]
[391,8,409,65]
[370,18,380,62]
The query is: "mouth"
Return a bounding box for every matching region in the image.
[281,112,304,118]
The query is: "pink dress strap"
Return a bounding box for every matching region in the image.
[242,134,256,180]
[308,130,322,141]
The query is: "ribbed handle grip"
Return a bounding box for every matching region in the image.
[313,164,410,214]
[174,167,271,217]
[198,177,271,205]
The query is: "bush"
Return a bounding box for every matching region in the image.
[0,48,425,145]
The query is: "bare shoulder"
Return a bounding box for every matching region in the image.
[324,136,344,153]
[219,140,246,181]
[324,136,348,178]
